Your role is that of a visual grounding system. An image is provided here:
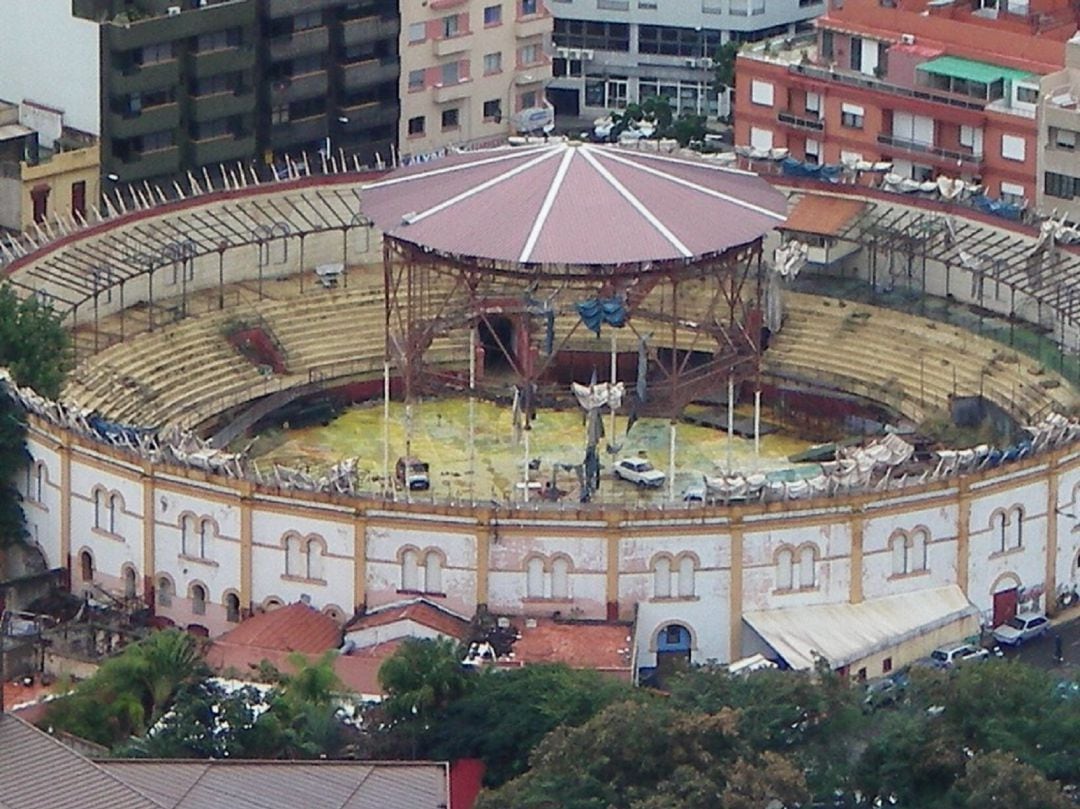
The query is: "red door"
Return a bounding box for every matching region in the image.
[992,587,1018,627]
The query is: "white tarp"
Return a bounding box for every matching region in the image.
[743,585,979,670]
[572,381,624,411]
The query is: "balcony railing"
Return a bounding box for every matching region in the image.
[777,111,823,131]
[787,63,986,112]
[876,133,983,165]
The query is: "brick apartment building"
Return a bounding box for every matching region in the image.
[734,0,1080,210]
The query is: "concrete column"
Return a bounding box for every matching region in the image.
[1046,456,1059,615]
[239,482,254,613]
[957,479,971,596]
[849,510,864,604]
[141,463,155,604]
[354,510,368,614]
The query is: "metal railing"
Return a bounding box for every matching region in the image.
[786,62,987,112]
[875,133,983,165]
[777,111,824,131]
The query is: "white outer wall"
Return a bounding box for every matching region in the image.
[0,1,101,135]
[21,419,1080,663]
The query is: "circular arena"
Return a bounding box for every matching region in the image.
[5,143,1080,680]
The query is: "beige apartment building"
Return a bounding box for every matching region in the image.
[398,0,553,160]
[1038,33,1080,222]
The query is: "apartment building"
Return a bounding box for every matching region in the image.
[398,0,554,160]
[735,0,1080,207]
[546,0,823,122]
[1038,34,1080,221]
[0,0,399,185]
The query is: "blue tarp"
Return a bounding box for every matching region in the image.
[971,194,1024,221]
[577,297,626,336]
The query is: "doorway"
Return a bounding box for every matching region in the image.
[478,315,516,374]
[992,586,1018,627]
[656,623,692,683]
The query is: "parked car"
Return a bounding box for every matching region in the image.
[682,483,707,503]
[928,642,991,669]
[863,673,908,712]
[992,611,1050,646]
[395,456,430,491]
[613,458,666,487]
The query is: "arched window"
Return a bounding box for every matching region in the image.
[306,538,325,581]
[890,532,908,576]
[775,547,794,591]
[79,550,94,582]
[653,556,672,599]
[180,514,195,556]
[424,551,443,594]
[191,584,207,615]
[199,519,211,559]
[93,489,105,529]
[798,545,817,589]
[1010,507,1023,549]
[526,556,545,598]
[108,493,121,534]
[677,555,696,598]
[123,566,137,599]
[157,576,174,607]
[993,510,1008,553]
[284,534,303,577]
[910,528,928,572]
[551,556,570,600]
[263,597,284,611]
[225,592,241,623]
[401,548,420,591]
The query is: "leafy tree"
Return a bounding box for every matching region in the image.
[951,750,1074,809]
[45,630,207,746]
[720,752,809,809]
[0,285,72,549]
[712,41,741,92]
[425,663,634,787]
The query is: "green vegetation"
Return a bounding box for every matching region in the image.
[0,285,72,548]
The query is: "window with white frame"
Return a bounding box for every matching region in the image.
[551,556,570,600]
[1000,182,1025,205]
[181,514,196,556]
[285,533,304,577]
[1001,133,1026,162]
[890,528,928,576]
[400,548,443,593]
[484,51,502,73]
[526,556,545,598]
[94,488,105,530]
[805,91,820,115]
[441,14,460,38]
[805,138,821,165]
[750,79,774,107]
[408,22,426,43]
[519,43,542,65]
[653,556,672,598]
[306,538,325,581]
[749,126,773,151]
[402,548,420,591]
[775,547,794,590]
[841,102,864,129]
[677,555,696,598]
[798,545,817,589]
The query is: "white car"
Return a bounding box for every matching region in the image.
[928,642,990,669]
[613,458,666,488]
[992,611,1050,646]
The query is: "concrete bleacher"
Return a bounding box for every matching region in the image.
[763,292,1079,423]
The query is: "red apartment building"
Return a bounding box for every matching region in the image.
[734,0,1080,205]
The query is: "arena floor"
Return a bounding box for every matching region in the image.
[248,398,814,503]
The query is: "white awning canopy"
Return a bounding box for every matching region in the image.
[743,585,978,670]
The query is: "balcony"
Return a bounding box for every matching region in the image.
[515,14,551,40]
[191,134,256,167]
[434,80,473,103]
[342,59,399,91]
[270,116,327,150]
[276,71,330,102]
[786,63,986,113]
[190,46,256,79]
[111,60,181,94]
[190,90,257,122]
[340,102,399,131]
[876,133,983,166]
[777,111,823,132]
[434,35,472,57]
[269,27,330,61]
[108,103,181,138]
[343,16,399,47]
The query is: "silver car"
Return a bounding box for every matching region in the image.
[992,612,1050,646]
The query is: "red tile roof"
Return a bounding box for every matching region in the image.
[783,195,866,237]
[498,619,634,678]
[362,143,788,266]
[345,599,472,641]
[212,602,342,655]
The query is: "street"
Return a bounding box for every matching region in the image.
[999,615,1080,676]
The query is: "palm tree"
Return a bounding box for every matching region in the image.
[378,637,472,727]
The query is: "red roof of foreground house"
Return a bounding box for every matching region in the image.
[361,142,788,266]
[498,619,634,678]
[212,602,342,655]
[345,599,472,641]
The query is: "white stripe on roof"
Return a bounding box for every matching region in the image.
[397,147,562,227]
[599,148,787,222]
[601,145,759,177]
[580,145,693,258]
[360,145,554,190]
[519,146,576,263]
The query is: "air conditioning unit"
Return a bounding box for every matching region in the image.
[900,33,915,44]
[685,57,698,67]
[580,49,594,60]
[556,46,571,59]
[698,57,715,68]
[566,48,582,60]
[167,5,181,14]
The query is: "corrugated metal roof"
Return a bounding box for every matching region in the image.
[0,715,163,809]
[362,143,787,266]
[743,585,979,670]
[99,761,449,809]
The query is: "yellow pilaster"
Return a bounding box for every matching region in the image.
[850,511,864,604]
[239,482,253,611]
[957,479,971,596]
[353,510,367,612]
[59,440,71,572]
[475,509,491,607]
[141,462,155,599]
[605,513,622,617]
[729,519,744,662]
[1046,458,1059,614]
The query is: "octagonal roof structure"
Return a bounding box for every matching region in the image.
[360,142,788,267]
